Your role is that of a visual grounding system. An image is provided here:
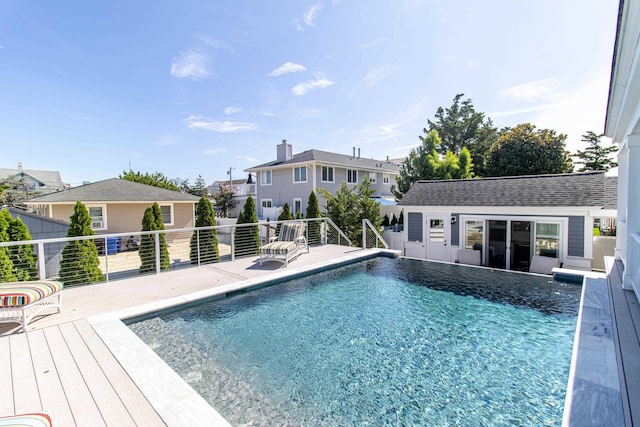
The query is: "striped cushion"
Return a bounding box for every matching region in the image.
[0,413,52,427]
[259,241,297,255]
[279,223,302,242]
[0,281,64,308]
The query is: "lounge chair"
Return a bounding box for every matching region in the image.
[259,222,309,267]
[0,281,63,332]
[456,249,481,266]
[529,255,562,275]
[0,412,53,427]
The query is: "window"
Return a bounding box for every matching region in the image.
[347,169,358,184]
[321,166,334,183]
[368,172,377,183]
[261,170,272,185]
[535,222,560,258]
[261,199,273,208]
[383,173,390,184]
[293,166,307,183]
[293,198,302,217]
[88,206,106,230]
[429,219,444,242]
[407,212,423,242]
[465,220,484,250]
[160,205,173,225]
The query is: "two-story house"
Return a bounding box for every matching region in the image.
[0,163,68,197]
[246,140,400,219]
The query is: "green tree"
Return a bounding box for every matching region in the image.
[486,123,574,177]
[234,196,260,257]
[4,211,38,280]
[59,202,104,286]
[427,94,498,176]
[190,197,219,264]
[318,178,381,246]
[0,174,43,204]
[139,202,170,273]
[381,214,390,227]
[120,170,180,191]
[305,191,321,245]
[0,209,17,282]
[190,175,208,197]
[574,131,618,172]
[276,202,294,236]
[392,130,473,199]
[212,186,235,217]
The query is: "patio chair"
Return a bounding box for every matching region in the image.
[456,249,481,266]
[529,255,561,275]
[0,281,63,332]
[259,222,309,267]
[0,412,52,427]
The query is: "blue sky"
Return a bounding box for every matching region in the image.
[0,1,619,187]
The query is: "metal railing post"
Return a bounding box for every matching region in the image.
[154,232,161,274]
[230,226,235,261]
[37,241,46,280]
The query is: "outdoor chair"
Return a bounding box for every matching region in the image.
[0,280,63,332]
[0,412,52,427]
[456,249,482,266]
[259,222,309,267]
[529,255,562,275]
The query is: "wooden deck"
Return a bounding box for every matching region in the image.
[608,258,640,426]
[0,245,375,426]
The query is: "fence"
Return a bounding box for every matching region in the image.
[0,218,353,287]
[362,219,389,249]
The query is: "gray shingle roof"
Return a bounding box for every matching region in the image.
[246,149,400,173]
[0,168,65,191]
[24,178,201,203]
[398,172,617,208]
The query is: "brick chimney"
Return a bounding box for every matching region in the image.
[277,139,292,162]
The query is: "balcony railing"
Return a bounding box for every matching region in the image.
[0,218,351,287]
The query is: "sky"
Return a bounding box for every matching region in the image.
[0,0,620,187]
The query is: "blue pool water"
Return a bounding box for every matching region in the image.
[128,257,581,426]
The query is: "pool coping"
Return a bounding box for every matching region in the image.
[88,249,398,427]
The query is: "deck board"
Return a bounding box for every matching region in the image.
[9,333,41,414]
[27,329,76,426]
[58,322,137,426]
[43,325,106,426]
[73,319,166,426]
[0,335,14,415]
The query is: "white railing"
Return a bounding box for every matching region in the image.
[0,217,352,287]
[362,219,389,249]
[629,232,640,299]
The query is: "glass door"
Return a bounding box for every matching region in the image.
[488,220,507,269]
[510,221,532,271]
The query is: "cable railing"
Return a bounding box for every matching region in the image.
[0,217,356,287]
[362,219,389,249]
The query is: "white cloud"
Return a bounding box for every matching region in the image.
[202,147,229,156]
[465,60,479,71]
[292,3,324,30]
[260,110,276,117]
[360,38,387,49]
[498,77,558,103]
[156,135,180,146]
[349,64,396,98]
[170,50,215,80]
[292,77,335,95]
[224,106,242,115]
[269,61,306,77]
[194,35,233,52]
[236,154,259,163]
[185,115,258,132]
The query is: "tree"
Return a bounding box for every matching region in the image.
[305,191,321,245]
[234,196,260,257]
[120,170,180,191]
[212,186,236,218]
[0,174,43,204]
[392,130,473,199]
[276,202,293,236]
[318,178,381,246]
[171,177,192,194]
[190,175,208,197]
[427,94,498,176]
[4,210,38,280]
[139,202,170,273]
[574,131,618,172]
[0,209,17,282]
[381,214,390,227]
[485,123,574,177]
[59,202,104,286]
[190,197,219,264]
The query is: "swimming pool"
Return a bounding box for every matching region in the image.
[128,257,580,426]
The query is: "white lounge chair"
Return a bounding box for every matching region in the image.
[529,255,562,275]
[0,281,63,332]
[259,222,309,267]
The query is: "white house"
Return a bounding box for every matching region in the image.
[0,163,67,196]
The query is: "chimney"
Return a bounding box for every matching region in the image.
[18,162,23,170]
[277,139,293,162]
[358,148,361,159]
[352,147,356,159]
[386,155,389,162]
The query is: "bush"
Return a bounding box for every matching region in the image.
[190,197,219,264]
[234,196,260,257]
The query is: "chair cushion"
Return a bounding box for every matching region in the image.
[279,223,302,242]
[259,241,297,255]
[0,413,52,427]
[0,281,64,308]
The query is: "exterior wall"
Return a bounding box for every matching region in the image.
[396,205,597,270]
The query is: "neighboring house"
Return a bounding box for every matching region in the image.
[246,140,401,219]
[209,175,257,217]
[23,178,200,240]
[0,163,68,196]
[396,172,616,272]
[605,0,640,300]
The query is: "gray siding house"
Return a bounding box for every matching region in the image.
[246,140,401,219]
[397,172,617,271]
[0,163,67,195]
